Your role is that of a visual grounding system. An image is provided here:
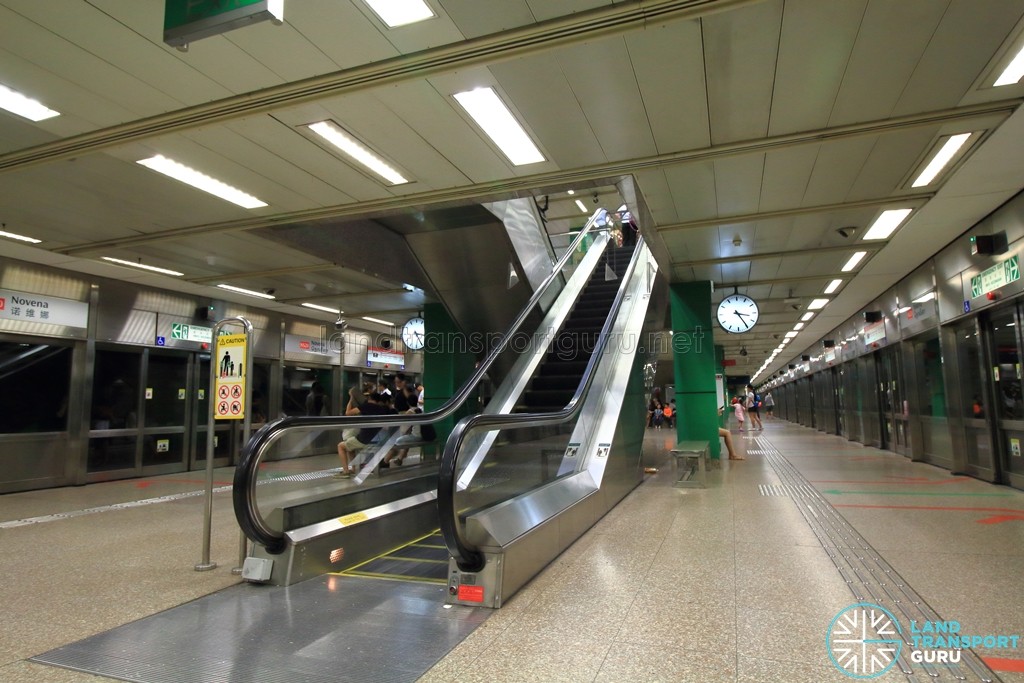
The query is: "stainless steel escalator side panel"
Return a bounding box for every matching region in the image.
[459,245,656,551]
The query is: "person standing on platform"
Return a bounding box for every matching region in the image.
[305,381,329,416]
[763,391,775,419]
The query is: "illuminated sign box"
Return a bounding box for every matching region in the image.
[366,346,405,369]
[164,0,284,48]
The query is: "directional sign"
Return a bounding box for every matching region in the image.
[171,322,212,343]
[971,254,1020,298]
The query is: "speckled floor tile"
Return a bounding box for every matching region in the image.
[594,641,736,682]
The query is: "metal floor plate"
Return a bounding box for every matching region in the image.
[31,574,490,683]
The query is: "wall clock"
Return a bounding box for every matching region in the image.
[717,294,759,334]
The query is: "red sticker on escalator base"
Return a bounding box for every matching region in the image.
[457,585,485,603]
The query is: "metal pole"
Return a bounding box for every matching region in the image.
[196,316,253,572]
[233,326,255,574]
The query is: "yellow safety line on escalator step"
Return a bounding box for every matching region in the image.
[339,569,446,585]
[334,529,444,574]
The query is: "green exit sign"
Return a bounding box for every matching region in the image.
[164,0,284,48]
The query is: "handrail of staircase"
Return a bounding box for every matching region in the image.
[438,237,646,572]
[234,209,613,554]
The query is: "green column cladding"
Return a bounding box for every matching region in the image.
[421,303,476,446]
[670,282,721,458]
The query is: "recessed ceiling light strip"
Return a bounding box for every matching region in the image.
[101,257,183,277]
[0,83,59,121]
[307,121,408,185]
[218,284,276,299]
[137,155,267,209]
[453,87,544,166]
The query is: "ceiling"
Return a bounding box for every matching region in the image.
[1,0,1024,379]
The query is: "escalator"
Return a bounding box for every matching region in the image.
[518,246,631,413]
[234,211,665,604]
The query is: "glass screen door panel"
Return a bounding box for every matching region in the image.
[142,351,189,469]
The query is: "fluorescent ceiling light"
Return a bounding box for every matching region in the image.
[307,121,408,185]
[567,190,575,195]
[302,303,342,314]
[807,298,829,310]
[574,199,589,213]
[218,284,276,300]
[995,44,1024,86]
[0,228,41,244]
[137,156,266,209]
[793,322,805,330]
[453,87,545,166]
[801,312,815,322]
[824,279,843,295]
[101,257,183,277]
[842,251,868,272]
[362,316,394,326]
[363,0,434,27]
[863,208,912,240]
[0,83,59,121]
[785,331,798,338]
[912,291,936,304]
[912,133,972,187]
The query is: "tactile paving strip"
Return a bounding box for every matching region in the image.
[756,436,999,683]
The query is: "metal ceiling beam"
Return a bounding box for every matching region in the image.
[716,273,848,288]
[187,262,338,284]
[671,242,886,268]
[0,0,765,172]
[56,99,1019,256]
[278,288,418,305]
[656,194,933,233]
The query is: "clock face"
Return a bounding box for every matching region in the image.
[717,295,759,334]
[401,317,425,350]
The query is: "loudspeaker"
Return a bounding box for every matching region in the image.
[823,340,836,348]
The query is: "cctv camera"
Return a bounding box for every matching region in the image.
[592,194,599,204]
[263,288,275,296]
[334,317,348,331]
[740,348,748,357]
[836,227,855,239]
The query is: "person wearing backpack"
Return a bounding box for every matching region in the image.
[745,384,764,431]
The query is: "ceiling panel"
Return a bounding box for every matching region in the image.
[769,0,865,135]
[548,38,657,160]
[703,0,783,143]
[828,0,947,126]
[758,147,819,212]
[282,0,399,68]
[801,138,876,205]
[627,20,710,154]
[713,156,765,216]
[894,0,1024,114]
[489,56,606,169]
[663,163,718,222]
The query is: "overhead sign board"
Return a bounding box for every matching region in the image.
[164,0,284,48]
[366,346,405,369]
[0,289,89,328]
[971,254,1020,298]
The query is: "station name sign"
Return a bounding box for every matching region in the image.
[0,289,89,328]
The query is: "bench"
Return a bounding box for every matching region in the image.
[670,440,708,489]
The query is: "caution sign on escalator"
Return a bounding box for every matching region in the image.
[214,333,246,420]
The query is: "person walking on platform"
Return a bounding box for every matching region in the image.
[732,396,746,432]
[745,384,764,431]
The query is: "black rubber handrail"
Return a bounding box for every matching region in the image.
[438,237,646,572]
[233,209,613,554]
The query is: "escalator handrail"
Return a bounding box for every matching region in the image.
[234,209,613,554]
[438,238,646,572]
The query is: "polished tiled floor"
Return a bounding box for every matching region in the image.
[2,419,1022,682]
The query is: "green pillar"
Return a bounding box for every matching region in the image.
[671,282,721,458]
[422,303,476,446]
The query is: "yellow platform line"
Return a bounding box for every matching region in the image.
[338,569,446,585]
